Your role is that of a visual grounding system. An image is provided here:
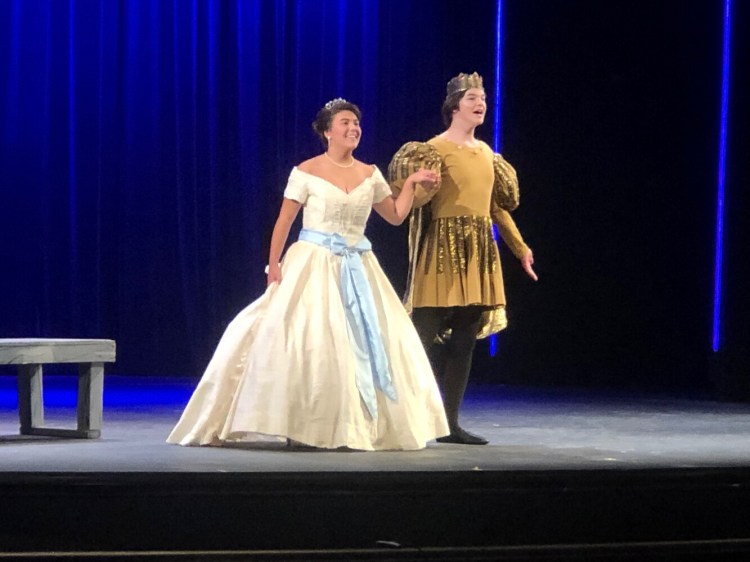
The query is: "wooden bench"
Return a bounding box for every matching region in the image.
[0,338,116,438]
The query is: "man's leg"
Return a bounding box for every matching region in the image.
[437,306,488,445]
[411,306,448,386]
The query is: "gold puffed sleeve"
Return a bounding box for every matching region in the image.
[492,153,519,211]
[387,141,443,208]
[490,154,529,260]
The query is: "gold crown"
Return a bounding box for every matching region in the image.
[446,72,483,96]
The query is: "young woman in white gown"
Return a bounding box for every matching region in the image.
[167,99,449,450]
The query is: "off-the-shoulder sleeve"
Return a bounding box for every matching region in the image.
[283,167,308,203]
[371,166,392,203]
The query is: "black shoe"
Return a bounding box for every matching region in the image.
[436,427,489,445]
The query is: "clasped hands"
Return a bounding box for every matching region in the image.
[407,169,439,193]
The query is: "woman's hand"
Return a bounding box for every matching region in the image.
[266,263,282,286]
[375,168,438,225]
[266,198,301,287]
[406,169,439,193]
[521,249,538,281]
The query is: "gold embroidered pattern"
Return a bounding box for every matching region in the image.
[387,142,443,208]
[458,217,470,272]
[489,220,497,273]
[433,218,446,274]
[424,220,443,274]
[425,216,496,275]
[447,217,459,273]
[492,153,520,211]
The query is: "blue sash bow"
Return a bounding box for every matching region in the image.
[298,228,396,420]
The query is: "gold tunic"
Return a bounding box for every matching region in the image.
[410,137,529,335]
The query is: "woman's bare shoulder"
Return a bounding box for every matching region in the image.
[298,155,324,173]
[353,161,375,173]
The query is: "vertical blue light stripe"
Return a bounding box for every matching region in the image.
[94,0,105,332]
[40,2,53,328]
[3,0,22,146]
[208,0,218,156]
[293,0,302,149]
[68,0,79,322]
[492,0,503,153]
[68,0,76,219]
[190,0,199,226]
[490,0,504,358]
[336,0,346,94]
[712,0,732,353]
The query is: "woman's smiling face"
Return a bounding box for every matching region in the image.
[326,110,361,150]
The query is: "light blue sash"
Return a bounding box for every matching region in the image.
[298,228,396,420]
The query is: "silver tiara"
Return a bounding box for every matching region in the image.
[324,97,348,110]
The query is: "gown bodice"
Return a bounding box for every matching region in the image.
[284,167,392,245]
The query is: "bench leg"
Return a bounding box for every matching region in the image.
[17,364,44,434]
[77,362,103,438]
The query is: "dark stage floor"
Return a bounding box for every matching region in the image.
[2,376,750,471]
[2,375,750,560]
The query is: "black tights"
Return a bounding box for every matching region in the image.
[412,306,484,431]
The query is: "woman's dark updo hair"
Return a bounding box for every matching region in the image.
[440,90,467,128]
[312,99,362,147]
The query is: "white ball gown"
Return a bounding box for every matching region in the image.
[167,166,449,450]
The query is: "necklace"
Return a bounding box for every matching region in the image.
[324,151,355,168]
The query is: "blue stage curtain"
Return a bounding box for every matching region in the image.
[0,0,497,375]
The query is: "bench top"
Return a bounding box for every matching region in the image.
[0,339,116,365]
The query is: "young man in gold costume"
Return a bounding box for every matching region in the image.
[389,72,538,444]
